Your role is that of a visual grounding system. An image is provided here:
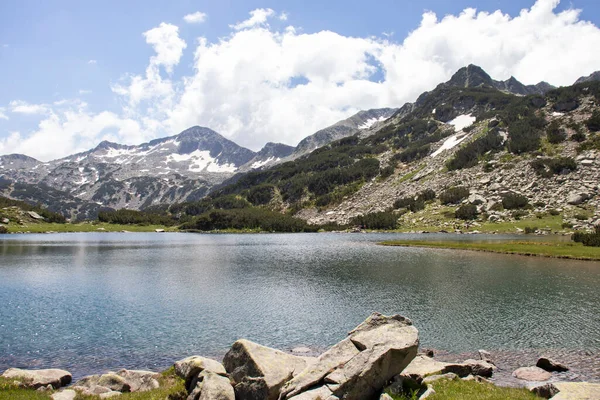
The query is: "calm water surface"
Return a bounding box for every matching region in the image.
[1,232,599,378]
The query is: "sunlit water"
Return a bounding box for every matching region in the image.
[1,232,599,378]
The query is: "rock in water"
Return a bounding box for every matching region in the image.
[280,312,419,400]
[536,357,569,372]
[1,368,72,389]
[512,366,552,381]
[223,339,313,400]
[188,371,235,400]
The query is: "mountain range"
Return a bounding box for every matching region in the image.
[1,65,599,220]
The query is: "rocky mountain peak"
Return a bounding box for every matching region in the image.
[575,71,600,84]
[447,64,494,88]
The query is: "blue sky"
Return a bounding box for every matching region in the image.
[1,0,600,160]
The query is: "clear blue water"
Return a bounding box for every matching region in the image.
[0,232,599,378]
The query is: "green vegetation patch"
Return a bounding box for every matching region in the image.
[429,379,537,400]
[380,239,600,260]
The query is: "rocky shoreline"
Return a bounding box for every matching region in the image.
[1,313,599,400]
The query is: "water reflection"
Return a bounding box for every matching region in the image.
[0,232,598,378]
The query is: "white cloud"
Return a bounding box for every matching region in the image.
[9,100,51,115]
[183,11,207,24]
[279,12,289,21]
[88,59,97,64]
[0,108,8,120]
[231,8,275,30]
[4,0,600,161]
[78,89,92,95]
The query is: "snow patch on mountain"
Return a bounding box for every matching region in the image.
[448,114,476,132]
[168,150,237,173]
[431,133,471,158]
[358,116,387,130]
[250,156,280,169]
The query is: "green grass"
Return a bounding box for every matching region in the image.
[0,377,49,400]
[429,379,537,400]
[4,222,176,234]
[381,239,600,260]
[0,369,186,400]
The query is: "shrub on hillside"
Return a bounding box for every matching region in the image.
[393,196,424,213]
[446,131,504,170]
[571,132,587,142]
[507,118,542,154]
[530,157,577,177]
[524,226,538,234]
[572,225,600,247]
[246,184,276,206]
[417,189,436,202]
[0,225,7,234]
[546,121,568,144]
[502,193,529,210]
[455,204,478,220]
[181,208,316,232]
[439,187,470,205]
[351,212,398,230]
[586,110,600,132]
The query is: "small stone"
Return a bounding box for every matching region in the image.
[530,383,560,399]
[51,390,78,400]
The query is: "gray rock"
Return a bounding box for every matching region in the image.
[1,368,72,389]
[567,193,590,205]
[478,350,494,364]
[402,355,495,380]
[552,382,600,399]
[175,356,227,390]
[530,383,560,399]
[419,384,435,399]
[468,194,486,205]
[422,373,458,384]
[1,218,9,224]
[116,369,160,392]
[536,357,569,372]
[99,392,122,399]
[75,373,131,393]
[51,390,77,400]
[281,312,419,400]
[512,366,551,381]
[187,371,235,400]
[380,394,394,400]
[224,339,313,400]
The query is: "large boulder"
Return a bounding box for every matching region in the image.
[115,369,160,392]
[1,368,72,389]
[552,382,600,399]
[401,355,495,381]
[281,312,419,400]
[223,339,314,400]
[175,356,227,390]
[187,371,235,400]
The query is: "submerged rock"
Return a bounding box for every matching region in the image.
[280,312,419,400]
[1,368,72,389]
[223,339,314,400]
[512,366,552,382]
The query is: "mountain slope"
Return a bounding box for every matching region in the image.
[181,66,600,233]
[292,108,397,157]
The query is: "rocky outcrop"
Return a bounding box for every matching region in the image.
[1,368,72,389]
[223,339,314,400]
[530,383,560,399]
[280,313,419,400]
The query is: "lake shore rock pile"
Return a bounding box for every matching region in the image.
[2,312,599,399]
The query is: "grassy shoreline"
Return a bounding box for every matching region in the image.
[380,239,600,261]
